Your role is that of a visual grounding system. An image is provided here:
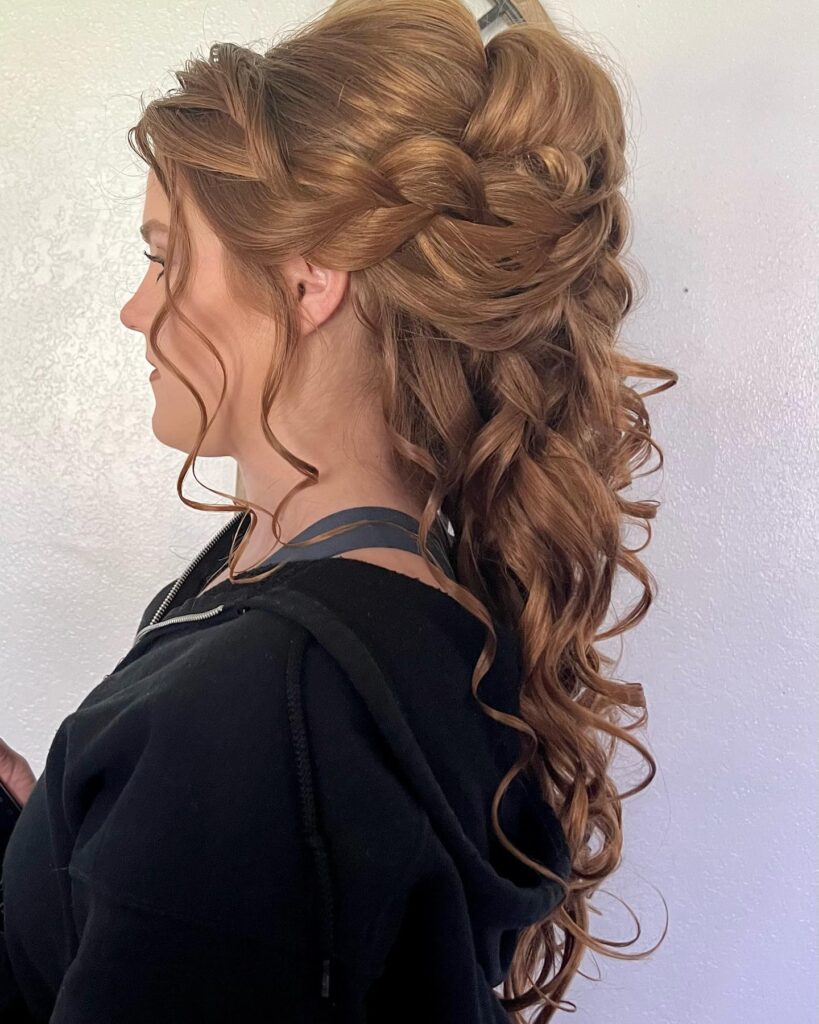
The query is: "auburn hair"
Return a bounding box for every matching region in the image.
[128,0,677,1018]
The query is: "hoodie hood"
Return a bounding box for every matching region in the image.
[240,569,571,997]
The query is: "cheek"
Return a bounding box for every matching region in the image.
[158,316,241,411]
[158,258,247,396]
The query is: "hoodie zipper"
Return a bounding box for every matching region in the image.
[131,604,229,646]
[131,511,249,646]
[106,512,247,676]
[110,605,234,679]
[82,512,252,690]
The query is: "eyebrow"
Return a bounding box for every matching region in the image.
[139,218,169,243]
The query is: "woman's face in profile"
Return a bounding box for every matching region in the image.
[120,166,372,492]
[119,168,272,457]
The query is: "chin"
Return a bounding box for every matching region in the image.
[150,410,232,457]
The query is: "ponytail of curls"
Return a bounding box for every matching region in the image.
[128,1,677,1017]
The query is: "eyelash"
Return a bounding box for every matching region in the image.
[143,249,165,280]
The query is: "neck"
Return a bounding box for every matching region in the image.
[231,474,426,573]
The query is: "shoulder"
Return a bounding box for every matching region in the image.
[83,606,355,793]
[142,605,347,722]
[67,606,426,947]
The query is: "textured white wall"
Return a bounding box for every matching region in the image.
[1,2,816,1021]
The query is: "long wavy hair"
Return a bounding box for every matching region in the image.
[128,0,677,1018]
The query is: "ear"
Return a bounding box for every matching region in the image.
[291,260,350,337]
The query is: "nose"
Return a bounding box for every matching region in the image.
[120,295,137,332]
[119,270,156,333]
[119,295,153,368]
[119,288,155,337]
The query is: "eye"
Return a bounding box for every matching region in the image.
[143,249,165,280]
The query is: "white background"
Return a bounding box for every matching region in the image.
[0,2,816,1021]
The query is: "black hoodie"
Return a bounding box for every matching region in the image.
[1,509,570,1023]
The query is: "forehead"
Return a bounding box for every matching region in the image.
[142,168,169,219]
[141,167,211,242]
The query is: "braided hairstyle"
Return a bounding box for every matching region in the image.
[128,0,677,1017]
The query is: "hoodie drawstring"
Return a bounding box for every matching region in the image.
[283,625,338,1018]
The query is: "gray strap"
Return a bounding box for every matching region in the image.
[250,506,457,581]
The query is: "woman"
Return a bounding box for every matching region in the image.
[0,0,676,1020]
